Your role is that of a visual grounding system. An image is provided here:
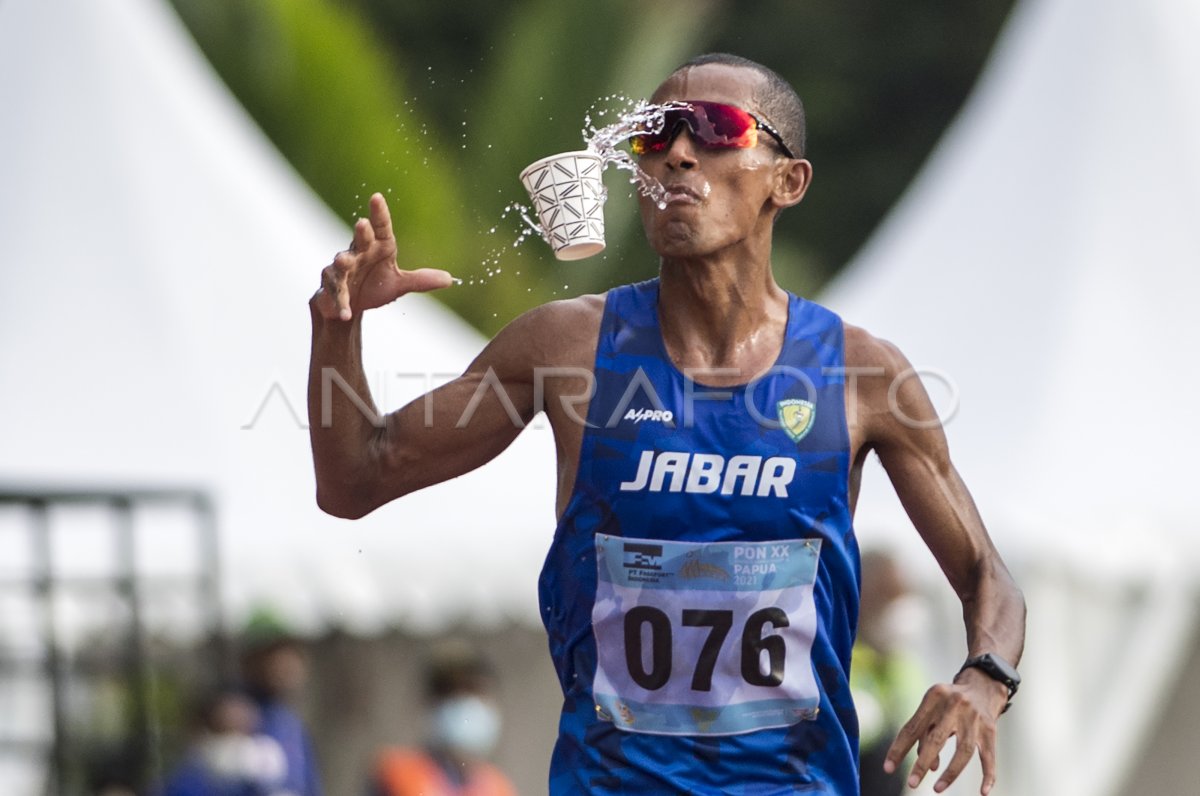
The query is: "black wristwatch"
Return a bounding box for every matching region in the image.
[959,653,1020,712]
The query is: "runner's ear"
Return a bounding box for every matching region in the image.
[772,158,812,211]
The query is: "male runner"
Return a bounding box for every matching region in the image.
[308,53,1025,795]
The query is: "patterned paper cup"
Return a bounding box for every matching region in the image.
[519,150,606,261]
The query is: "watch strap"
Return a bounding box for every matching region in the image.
[959,653,1020,713]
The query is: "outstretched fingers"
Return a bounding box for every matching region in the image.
[324,249,355,321]
[314,194,454,320]
[885,683,1000,795]
[369,192,394,242]
[399,268,455,294]
[351,216,376,254]
[933,738,975,793]
[884,706,923,780]
[976,733,998,795]
[884,687,950,789]
[908,718,952,789]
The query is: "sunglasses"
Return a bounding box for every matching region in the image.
[630,100,796,160]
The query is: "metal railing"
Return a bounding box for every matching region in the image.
[0,487,223,796]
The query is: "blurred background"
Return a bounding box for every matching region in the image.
[2,0,1197,794]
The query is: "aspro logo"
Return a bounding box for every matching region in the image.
[624,407,674,424]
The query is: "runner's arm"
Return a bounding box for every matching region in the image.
[307,299,583,519]
[308,192,580,519]
[853,332,1026,794]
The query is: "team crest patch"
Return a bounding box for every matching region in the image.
[777,399,816,442]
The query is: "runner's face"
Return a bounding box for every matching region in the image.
[638,64,785,259]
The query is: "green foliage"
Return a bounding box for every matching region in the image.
[171,0,467,271]
[169,0,1014,334]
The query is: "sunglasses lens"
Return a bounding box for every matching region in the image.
[630,102,759,155]
[631,108,686,155]
[694,102,758,147]
[629,134,654,156]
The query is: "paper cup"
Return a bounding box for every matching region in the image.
[519,150,606,261]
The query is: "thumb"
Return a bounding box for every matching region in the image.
[399,268,456,294]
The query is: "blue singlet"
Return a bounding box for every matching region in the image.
[538,279,861,794]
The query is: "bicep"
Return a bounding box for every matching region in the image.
[867,349,996,597]
[355,295,599,513]
[375,362,536,499]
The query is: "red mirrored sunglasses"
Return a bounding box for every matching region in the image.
[630,100,795,160]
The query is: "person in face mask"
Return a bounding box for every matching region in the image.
[369,643,516,796]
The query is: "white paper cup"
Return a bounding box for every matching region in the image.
[519,150,606,261]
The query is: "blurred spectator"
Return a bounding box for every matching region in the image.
[239,609,323,796]
[852,550,929,796]
[368,641,515,796]
[157,688,290,796]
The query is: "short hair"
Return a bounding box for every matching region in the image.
[669,53,807,158]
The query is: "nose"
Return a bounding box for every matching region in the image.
[663,122,699,170]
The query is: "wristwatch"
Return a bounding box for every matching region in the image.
[959,652,1020,712]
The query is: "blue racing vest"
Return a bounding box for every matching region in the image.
[538,278,860,794]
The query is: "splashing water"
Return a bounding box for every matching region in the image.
[582,95,677,209]
[372,94,682,290]
[465,201,547,286]
[465,96,678,281]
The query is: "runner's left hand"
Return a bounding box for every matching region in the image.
[883,667,1008,794]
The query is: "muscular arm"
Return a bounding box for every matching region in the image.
[308,306,539,518]
[846,326,1026,794]
[307,193,598,519]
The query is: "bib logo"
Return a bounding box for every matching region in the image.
[777,399,816,442]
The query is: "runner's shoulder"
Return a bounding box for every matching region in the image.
[842,320,912,378]
[487,292,606,369]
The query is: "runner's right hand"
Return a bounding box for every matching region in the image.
[314,192,453,321]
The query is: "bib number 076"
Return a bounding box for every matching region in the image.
[623,606,789,692]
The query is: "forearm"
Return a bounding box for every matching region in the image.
[959,556,1025,665]
[882,446,1026,665]
[859,330,1024,790]
[307,297,386,517]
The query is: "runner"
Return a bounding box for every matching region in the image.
[307,52,1025,795]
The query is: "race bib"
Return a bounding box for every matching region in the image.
[591,534,822,736]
